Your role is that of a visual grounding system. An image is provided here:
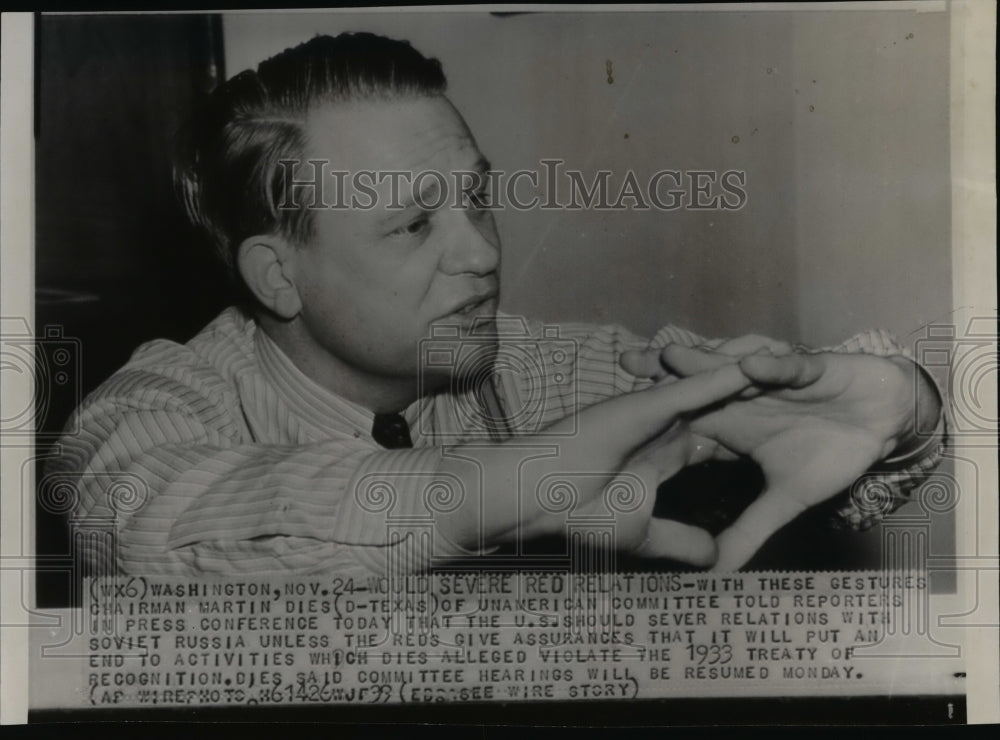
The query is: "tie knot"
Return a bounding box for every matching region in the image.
[372,412,413,449]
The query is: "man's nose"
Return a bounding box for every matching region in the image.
[438,210,500,276]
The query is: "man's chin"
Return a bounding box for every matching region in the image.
[417,369,453,395]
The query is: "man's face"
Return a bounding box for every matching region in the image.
[292,95,501,384]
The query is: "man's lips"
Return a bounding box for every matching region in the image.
[450,290,498,317]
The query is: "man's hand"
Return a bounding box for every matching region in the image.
[439,363,753,566]
[620,334,795,464]
[623,336,937,571]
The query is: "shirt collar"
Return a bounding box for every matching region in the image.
[255,324,379,440]
[253,321,497,444]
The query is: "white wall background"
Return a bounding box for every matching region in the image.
[223,8,951,351]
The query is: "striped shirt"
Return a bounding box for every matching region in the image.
[52,307,945,578]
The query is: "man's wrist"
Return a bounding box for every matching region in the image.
[883,354,944,465]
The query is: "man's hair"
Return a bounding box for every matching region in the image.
[174,32,447,273]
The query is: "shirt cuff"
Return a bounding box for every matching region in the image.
[823,329,949,529]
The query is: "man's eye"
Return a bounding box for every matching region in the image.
[468,188,490,209]
[391,216,429,237]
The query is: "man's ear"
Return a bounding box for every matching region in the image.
[236,235,302,319]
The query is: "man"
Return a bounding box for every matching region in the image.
[56,32,945,577]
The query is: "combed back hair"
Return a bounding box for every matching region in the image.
[174,32,447,273]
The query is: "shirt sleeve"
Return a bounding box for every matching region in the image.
[521,320,946,531]
[53,370,468,578]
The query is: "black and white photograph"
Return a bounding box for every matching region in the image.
[0,2,996,727]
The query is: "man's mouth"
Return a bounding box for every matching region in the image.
[452,291,498,317]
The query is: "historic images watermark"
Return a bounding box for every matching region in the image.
[276,159,749,213]
[0,317,81,444]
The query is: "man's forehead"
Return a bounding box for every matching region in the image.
[303,96,482,174]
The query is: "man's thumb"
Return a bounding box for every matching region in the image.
[711,486,808,571]
[620,348,668,379]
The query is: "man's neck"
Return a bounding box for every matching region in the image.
[257,314,422,414]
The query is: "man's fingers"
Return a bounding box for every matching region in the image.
[661,344,734,377]
[647,363,752,420]
[633,518,717,566]
[714,334,793,357]
[620,348,668,380]
[711,487,808,571]
[574,363,750,466]
[738,352,825,389]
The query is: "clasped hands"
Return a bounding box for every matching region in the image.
[590,334,926,571]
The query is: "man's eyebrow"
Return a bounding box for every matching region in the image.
[388,157,493,214]
[451,158,493,191]
[469,157,492,177]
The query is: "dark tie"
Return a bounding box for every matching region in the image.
[371,412,413,449]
